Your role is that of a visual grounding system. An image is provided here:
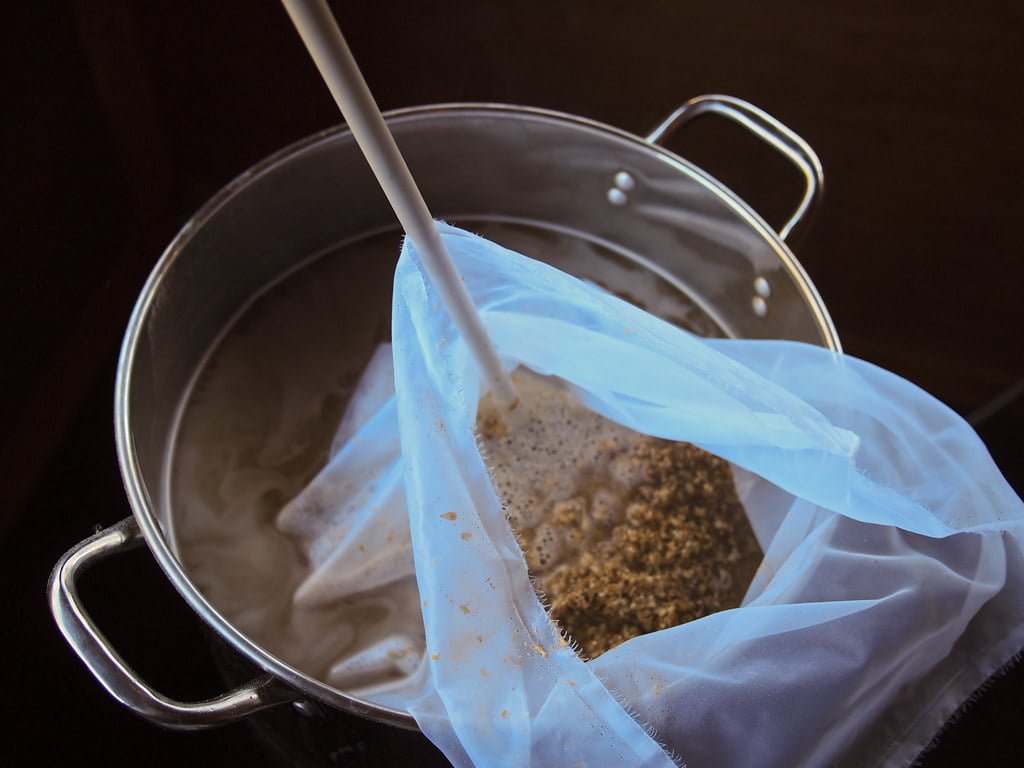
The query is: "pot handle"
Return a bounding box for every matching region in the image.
[645,94,824,244]
[48,517,299,730]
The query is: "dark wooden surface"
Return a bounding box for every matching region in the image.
[2,1,1021,765]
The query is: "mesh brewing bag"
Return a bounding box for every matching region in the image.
[278,223,1024,767]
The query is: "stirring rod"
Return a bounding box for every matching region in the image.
[281,0,517,405]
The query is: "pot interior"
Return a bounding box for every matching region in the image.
[119,104,838,722]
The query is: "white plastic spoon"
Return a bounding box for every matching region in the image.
[281,0,516,404]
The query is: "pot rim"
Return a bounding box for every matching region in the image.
[114,101,840,729]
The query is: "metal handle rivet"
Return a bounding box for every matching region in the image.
[614,171,636,191]
[607,187,629,206]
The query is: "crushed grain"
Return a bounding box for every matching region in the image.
[479,368,761,657]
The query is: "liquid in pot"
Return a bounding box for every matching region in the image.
[167,219,727,704]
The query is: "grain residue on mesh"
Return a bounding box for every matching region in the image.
[478,367,762,658]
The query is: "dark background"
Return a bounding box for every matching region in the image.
[2,1,1022,765]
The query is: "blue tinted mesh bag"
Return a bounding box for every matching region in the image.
[281,223,1024,767]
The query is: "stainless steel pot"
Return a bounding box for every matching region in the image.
[49,96,838,754]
